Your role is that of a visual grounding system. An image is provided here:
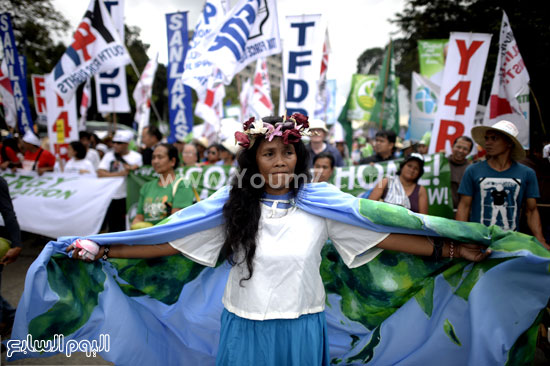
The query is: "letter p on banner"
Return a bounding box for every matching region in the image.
[428,32,491,155]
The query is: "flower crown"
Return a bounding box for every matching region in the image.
[234,113,311,149]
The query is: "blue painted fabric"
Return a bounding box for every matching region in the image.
[6,183,550,365]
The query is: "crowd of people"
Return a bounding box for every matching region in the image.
[0,114,549,362]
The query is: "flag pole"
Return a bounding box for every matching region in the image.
[529,85,546,136]
[378,39,392,130]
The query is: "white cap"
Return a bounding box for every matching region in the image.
[22,130,41,146]
[112,130,134,144]
[308,119,329,133]
[95,143,109,153]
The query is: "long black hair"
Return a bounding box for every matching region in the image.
[221,116,311,285]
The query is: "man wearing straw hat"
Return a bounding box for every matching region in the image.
[456,120,548,249]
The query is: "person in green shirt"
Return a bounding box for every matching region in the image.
[131,144,194,227]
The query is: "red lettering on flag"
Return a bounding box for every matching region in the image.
[489,95,513,118]
[456,40,483,75]
[435,119,465,152]
[204,89,215,107]
[71,22,97,61]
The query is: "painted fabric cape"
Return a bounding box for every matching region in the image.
[8,183,550,365]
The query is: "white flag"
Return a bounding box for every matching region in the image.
[249,58,273,118]
[314,29,330,121]
[0,60,16,128]
[185,0,281,85]
[195,80,225,143]
[47,0,131,102]
[133,54,159,141]
[79,78,92,130]
[239,77,252,120]
[482,11,530,148]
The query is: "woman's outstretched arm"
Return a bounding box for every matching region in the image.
[66,242,180,261]
[376,233,491,262]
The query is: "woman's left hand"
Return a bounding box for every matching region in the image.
[457,243,492,262]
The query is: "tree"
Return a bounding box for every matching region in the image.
[390,0,550,146]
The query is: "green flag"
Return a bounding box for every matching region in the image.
[337,89,354,151]
[370,40,400,134]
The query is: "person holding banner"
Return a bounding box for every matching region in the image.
[67,114,491,365]
[19,130,55,175]
[368,153,429,214]
[131,144,194,229]
[456,120,548,250]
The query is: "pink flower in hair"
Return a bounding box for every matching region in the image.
[267,124,283,142]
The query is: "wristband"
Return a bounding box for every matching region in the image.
[102,245,111,260]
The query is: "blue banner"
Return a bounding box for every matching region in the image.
[0,13,34,134]
[165,12,194,143]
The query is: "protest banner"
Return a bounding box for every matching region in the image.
[127,153,453,219]
[280,14,324,116]
[166,11,194,143]
[429,32,491,155]
[0,13,34,134]
[345,74,378,122]
[410,72,440,141]
[94,0,131,113]
[0,171,123,238]
[417,39,448,86]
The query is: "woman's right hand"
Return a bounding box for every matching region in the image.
[65,239,102,262]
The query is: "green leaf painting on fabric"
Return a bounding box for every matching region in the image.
[443,319,462,346]
[454,258,512,301]
[505,310,544,366]
[29,255,105,340]
[109,255,206,305]
[359,199,424,230]
[344,325,382,364]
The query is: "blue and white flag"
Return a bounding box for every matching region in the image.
[7,183,550,365]
[184,0,281,86]
[94,0,131,113]
[181,0,229,97]
[165,12,194,143]
[47,0,130,102]
[0,13,34,134]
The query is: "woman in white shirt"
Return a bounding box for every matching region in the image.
[67,114,490,365]
[56,141,96,176]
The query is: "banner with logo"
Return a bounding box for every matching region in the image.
[30,75,48,127]
[482,11,530,148]
[0,171,123,238]
[166,11,194,143]
[345,74,378,122]
[45,80,78,161]
[93,0,130,113]
[181,0,229,97]
[417,39,448,86]
[127,153,453,219]
[429,32,491,155]
[0,60,17,128]
[410,72,440,142]
[47,0,131,102]
[0,13,34,134]
[281,14,324,116]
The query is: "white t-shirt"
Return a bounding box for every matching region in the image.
[85,148,101,170]
[55,158,96,176]
[98,150,143,199]
[170,204,388,321]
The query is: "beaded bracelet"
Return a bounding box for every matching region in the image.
[102,245,111,261]
[428,237,444,261]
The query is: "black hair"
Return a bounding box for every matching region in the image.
[313,151,335,169]
[145,126,163,142]
[79,131,92,140]
[375,130,397,144]
[70,141,87,160]
[397,156,425,183]
[155,143,179,168]
[453,135,474,153]
[222,116,311,285]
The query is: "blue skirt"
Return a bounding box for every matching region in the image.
[216,309,330,366]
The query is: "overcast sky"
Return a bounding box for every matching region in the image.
[51,0,405,111]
